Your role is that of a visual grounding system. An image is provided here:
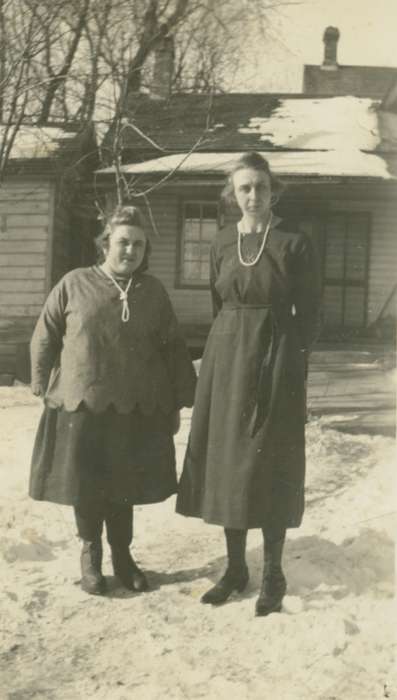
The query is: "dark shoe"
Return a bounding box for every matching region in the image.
[80,540,107,596]
[201,566,249,605]
[111,546,149,592]
[255,570,286,616]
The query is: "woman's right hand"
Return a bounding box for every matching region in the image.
[31,384,45,399]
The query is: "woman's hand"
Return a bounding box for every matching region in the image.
[171,410,181,435]
[31,384,45,399]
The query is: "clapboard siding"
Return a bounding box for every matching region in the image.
[0,253,46,267]
[6,214,49,227]
[0,267,44,279]
[0,200,50,214]
[0,304,43,316]
[0,179,53,376]
[0,228,48,241]
[0,280,45,292]
[0,240,47,253]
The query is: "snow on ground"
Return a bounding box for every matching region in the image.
[0,386,395,700]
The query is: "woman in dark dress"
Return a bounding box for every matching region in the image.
[29,205,196,596]
[176,152,322,615]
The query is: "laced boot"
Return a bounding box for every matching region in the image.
[80,539,107,595]
[111,546,149,592]
[201,528,249,605]
[255,527,286,616]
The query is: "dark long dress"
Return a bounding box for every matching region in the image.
[176,218,322,530]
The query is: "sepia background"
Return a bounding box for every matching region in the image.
[0,0,396,698]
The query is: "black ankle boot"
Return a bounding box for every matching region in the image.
[255,569,287,616]
[201,565,249,605]
[111,546,149,592]
[80,540,107,596]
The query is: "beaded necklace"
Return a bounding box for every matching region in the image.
[237,213,272,267]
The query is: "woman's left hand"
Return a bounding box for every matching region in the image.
[171,410,181,435]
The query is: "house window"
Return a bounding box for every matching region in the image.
[323,213,370,329]
[179,202,218,286]
[298,212,370,330]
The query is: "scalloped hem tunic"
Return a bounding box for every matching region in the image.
[29,266,196,508]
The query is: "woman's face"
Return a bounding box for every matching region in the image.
[232,167,272,221]
[104,225,147,277]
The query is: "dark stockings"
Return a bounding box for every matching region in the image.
[74,501,133,547]
[262,525,286,577]
[225,527,248,572]
[201,524,287,611]
[256,525,287,616]
[201,528,248,604]
[74,502,147,593]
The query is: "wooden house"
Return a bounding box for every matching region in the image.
[0,124,96,381]
[97,92,397,352]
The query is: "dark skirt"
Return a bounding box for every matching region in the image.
[29,404,177,508]
[176,322,306,530]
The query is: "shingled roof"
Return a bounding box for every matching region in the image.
[107,93,392,160]
[99,94,397,180]
[108,93,290,159]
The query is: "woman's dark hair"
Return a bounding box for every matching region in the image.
[95,204,151,272]
[222,152,285,206]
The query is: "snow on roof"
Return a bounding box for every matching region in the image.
[0,125,76,160]
[97,96,396,180]
[97,150,394,180]
[237,97,380,151]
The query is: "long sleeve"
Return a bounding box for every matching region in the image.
[159,290,197,410]
[209,243,222,319]
[30,280,67,395]
[291,234,322,353]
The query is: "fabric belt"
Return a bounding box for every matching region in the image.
[222,303,273,310]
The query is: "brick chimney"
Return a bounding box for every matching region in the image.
[322,26,340,70]
[151,36,174,100]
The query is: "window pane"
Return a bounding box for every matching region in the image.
[184,218,201,240]
[344,286,365,327]
[325,220,344,281]
[200,242,211,258]
[201,220,218,241]
[200,262,210,280]
[345,229,367,281]
[183,261,201,279]
[182,202,218,283]
[184,242,202,260]
[323,285,343,326]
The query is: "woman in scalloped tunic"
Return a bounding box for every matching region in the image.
[29,205,196,596]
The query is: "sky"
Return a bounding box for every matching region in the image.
[234,0,397,92]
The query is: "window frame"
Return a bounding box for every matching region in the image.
[286,207,371,330]
[176,198,219,289]
[322,211,371,329]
